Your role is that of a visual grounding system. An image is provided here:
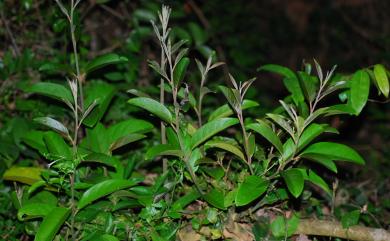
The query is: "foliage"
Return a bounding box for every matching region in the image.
[1,2,390,241]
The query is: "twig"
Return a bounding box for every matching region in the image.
[295,219,390,241]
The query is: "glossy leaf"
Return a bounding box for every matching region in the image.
[300,153,338,173]
[128,97,173,123]
[43,131,72,160]
[235,175,269,206]
[373,64,389,97]
[296,123,325,151]
[85,53,128,74]
[204,139,245,161]
[350,70,370,114]
[109,133,146,151]
[145,144,183,160]
[78,179,140,210]
[190,117,239,149]
[173,57,190,86]
[301,142,365,165]
[247,120,283,153]
[282,168,305,198]
[267,113,294,138]
[172,190,201,211]
[218,85,240,109]
[27,82,74,104]
[208,100,259,121]
[83,81,116,127]
[203,188,226,210]
[34,207,70,241]
[34,117,69,136]
[107,119,153,145]
[38,62,72,74]
[22,130,48,156]
[3,166,44,185]
[18,203,54,221]
[307,170,331,194]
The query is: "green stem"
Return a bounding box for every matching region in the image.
[69,173,76,241]
[238,111,254,174]
[69,0,83,111]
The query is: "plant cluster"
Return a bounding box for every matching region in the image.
[1,2,390,241]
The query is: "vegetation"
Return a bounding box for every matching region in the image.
[1,1,389,241]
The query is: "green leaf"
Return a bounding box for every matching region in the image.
[296,123,325,151]
[109,133,146,151]
[43,131,72,160]
[128,97,173,123]
[3,166,44,185]
[145,144,183,160]
[208,100,259,121]
[350,70,370,114]
[300,154,338,173]
[34,117,69,136]
[172,189,201,211]
[248,120,283,154]
[107,119,153,144]
[27,82,73,104]
[218,85,240,109]
[307,170,331,194]
[83,123,109,153]
[301,142,365,165]
[34,207,70,241]
[84,53,128,74]
[205,139,246,161]
[373,64,389,97]
[173,57,190,86]
[259,64,304,105]
[38,62,72,74]
[83,81,116,127]
[78,179,140,210]
[190,118,239,149]
[258,64,296,79]
[282,168,305,198]
[95,234,120,241]
[83,153,122,172]
[270,214,299,237]
[281,138,295,162]
[104,119,153,152]
[267,113,294,138]
[201,167,225,181]
[203,188,226,210]
[18,203,54,221]
[298,71,318,103]
[341,210,360,228]
[22,130,48,156]
[235,175,269,206]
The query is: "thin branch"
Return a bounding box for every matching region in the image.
[295,219,390,241]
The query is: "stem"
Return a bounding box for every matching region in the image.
[197,75,206,127]
[197,97,203,127]
[172,88,203,195]
[160,65,168,179]
[310,81,326,113]
[69,0,83,110]
[69,173,76,241]
[238,111,254,174]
